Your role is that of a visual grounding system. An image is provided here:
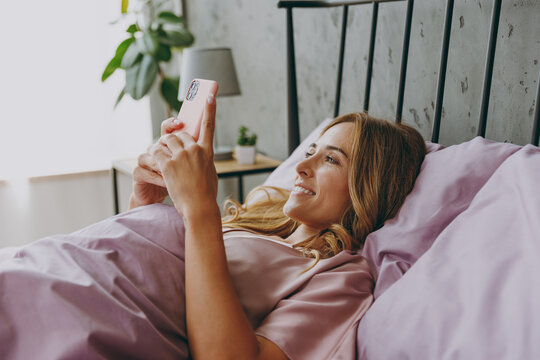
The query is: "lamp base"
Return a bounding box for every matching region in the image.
[213,146,233,161]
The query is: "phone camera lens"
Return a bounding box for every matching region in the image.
[187,80,200,101]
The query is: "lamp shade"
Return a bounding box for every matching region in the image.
[179,47,241,100]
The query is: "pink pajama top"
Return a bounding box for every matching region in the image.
[223,229,374,359]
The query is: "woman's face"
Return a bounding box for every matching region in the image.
[283,122,354,231]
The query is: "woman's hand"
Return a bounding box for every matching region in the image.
[128,118,184,209]
[154,95,218,218]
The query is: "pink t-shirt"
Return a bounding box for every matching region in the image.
[223,229,374,359]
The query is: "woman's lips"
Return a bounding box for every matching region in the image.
[292,184,316,195]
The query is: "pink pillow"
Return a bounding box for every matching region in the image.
[357,144,540,359]
[361,136,520,298]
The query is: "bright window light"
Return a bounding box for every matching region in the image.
[0,1,153,180]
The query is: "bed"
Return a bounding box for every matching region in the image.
[1,0,539,359]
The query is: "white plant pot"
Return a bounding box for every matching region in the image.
[235,145,256,165]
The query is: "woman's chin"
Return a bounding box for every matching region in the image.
[283,199,307,223]
[282,201,292,218]
[282,200,298,220]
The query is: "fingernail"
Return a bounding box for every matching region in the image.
[173,118,181,125]
[207,94,215,104]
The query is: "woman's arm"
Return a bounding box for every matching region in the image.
[185,209,288,360]
[155,97,287,360]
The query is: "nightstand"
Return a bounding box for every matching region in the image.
[112,154,282,214]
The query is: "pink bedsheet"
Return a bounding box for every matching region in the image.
[357,144,540,359]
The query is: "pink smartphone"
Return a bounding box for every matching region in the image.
[177,78,219,141]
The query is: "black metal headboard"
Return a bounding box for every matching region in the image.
[278,0,540,154]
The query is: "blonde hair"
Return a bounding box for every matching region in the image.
[222,112,426,269]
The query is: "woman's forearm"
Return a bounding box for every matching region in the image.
[184,204,260,360]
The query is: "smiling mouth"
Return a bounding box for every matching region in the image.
[293,186,316,195]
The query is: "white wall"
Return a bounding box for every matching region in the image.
[0,172,114,247]
[0,170,268,248]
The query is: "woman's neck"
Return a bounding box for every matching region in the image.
[285,224,323,246]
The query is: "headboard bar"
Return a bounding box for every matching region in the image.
[478,0,502,137]
[395,0,414,123]
[334,5,349,117]
[286,7,301,155]
[278,0,404,8]
[363,3,379,112]
[533,69,540,146]
[280,0,408,153]
[431,0,455,143]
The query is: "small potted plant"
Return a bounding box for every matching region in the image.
[235,126,258,164]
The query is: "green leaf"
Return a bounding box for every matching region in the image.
[125,54,158,100]
[121,0,129,14]
[121,41,142,68]
[161,77,182,113]
[102,57,121,82]
[158,28,194,47]
[114,88,126,108]
[156,43,171,62]
[237,126,257,145]
[249,134,258,146]
[157,11,185,25]
[101,38,134,82]
[136,33,159,55]
[126,24,138,35]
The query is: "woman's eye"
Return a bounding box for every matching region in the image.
[326,156,338,164]
[304,148,316,158]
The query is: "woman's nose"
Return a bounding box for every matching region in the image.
[295,157,314,178]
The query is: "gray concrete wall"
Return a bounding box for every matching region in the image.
[185,0,539,152]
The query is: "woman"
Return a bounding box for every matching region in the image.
[129,94,426,359]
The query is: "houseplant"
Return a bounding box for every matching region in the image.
[235,126,258,165]
[101,0,194,117]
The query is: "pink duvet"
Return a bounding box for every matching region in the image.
[0,205,189,359]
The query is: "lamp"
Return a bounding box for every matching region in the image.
[179,47,241,160]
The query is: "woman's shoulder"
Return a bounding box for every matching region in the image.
[321,249,372,276]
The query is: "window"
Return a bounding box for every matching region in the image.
[0,0,152,179]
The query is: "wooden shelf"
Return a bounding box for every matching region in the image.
[112,154,282,178]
